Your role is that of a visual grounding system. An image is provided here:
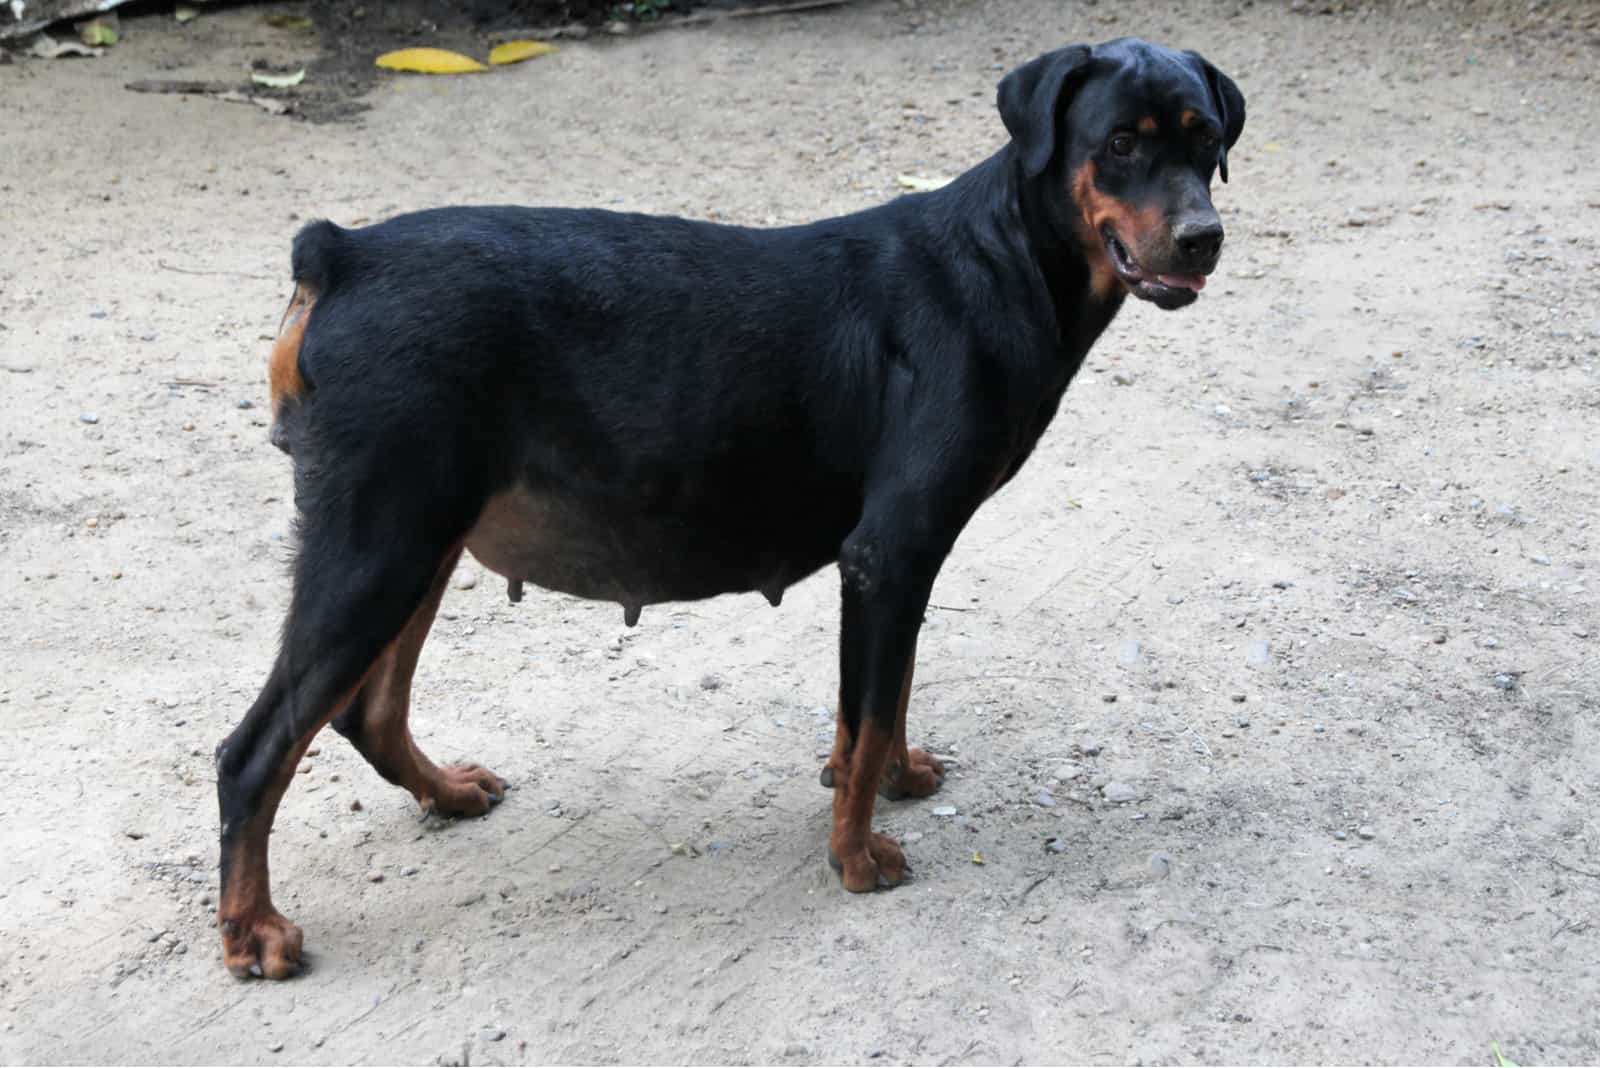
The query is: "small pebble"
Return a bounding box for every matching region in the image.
[80,413,100,425]
[1492,672,1519,691]
[1230,693,1246,703]
[268,1041,283,1054]
[350,799,363,812]
[1334,830,1348,841]
[1117,640,1142,666]
[1246,640,1271,666]
[1034,789,1057,808]
[1165,593,1185,606]
[402,866,419,877]
[455,572,478,590]
[1101,693,1117,703]
[1148,851,1172,879]
[480,1028,506,1043]
[932,805,958,817]
[699,674,722,691]
[1046,837,1068,854]
[1077,741,1103,757]
[1102,781,1139,804]
[236,399,254,410]
[1357,825,1376,840]
[366,870,384,883]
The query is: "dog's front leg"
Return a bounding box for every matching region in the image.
[827,517,944,890]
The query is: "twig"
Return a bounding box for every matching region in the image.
[1550,857,1600,879]
[126,78,242,95]
[912,673,1077,693]
[166,378,220,389]
[1019,871,1054,902]
[159,255,272,278]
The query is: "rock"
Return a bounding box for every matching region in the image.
[350,799,363,812]
[402,865,419,877]
[454,890,486,907]
[1117,640,1142,666]
[1101,693,1117,703]
[1148,851,1172,879]
[669,841,690,856]
[1034,789,1057,808]
[1333,830,1347,841]
[1529,553,1552,566]
[1246,640,1271,666]
[1102,781,1139,804]
[454,571,478,590]
[480,1028,506,1043]
[268,1041,284,1053]
[1046,837,1068,854]
[932,805,958,817]
[1357,825,1376,840]
[699,674,723,691]
[80,412,100,425]
[366,870,384,883]
[1111,371,1135,385]
[236,398,255,410]
[1077,741,1103,757]
[1492,672,1520,691]
[1165,593,1185,605]
[1392,588,1418,603]
[146,928,165,943]
[1054,765,1083,781]
[1230,693,1246,703]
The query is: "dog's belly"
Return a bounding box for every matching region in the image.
[464,485,832,615]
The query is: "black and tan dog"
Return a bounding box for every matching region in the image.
[216,37,1245,979]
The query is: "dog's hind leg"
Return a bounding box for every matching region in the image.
[330,546,506,818]
[214,479,471,979]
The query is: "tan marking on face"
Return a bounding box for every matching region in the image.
[1181,108,1202,129]
[268,284,314,420]
[1137,116,1159,134]
[1069,161,1167,301]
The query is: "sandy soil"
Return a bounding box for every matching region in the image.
[2,0,1598,1063]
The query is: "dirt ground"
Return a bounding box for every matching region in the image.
[2,0,1598,1063]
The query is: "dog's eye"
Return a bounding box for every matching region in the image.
[1196,132,1221,152]
[1109,133,1136,157]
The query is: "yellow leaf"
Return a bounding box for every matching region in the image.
[1261,141,1285,153]
[896,173,952,192]
[174,5,199,23]
[375,48,487,75]
[77,16,119,46]
[972,852,986,866]
[489,40,559,66]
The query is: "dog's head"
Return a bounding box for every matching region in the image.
[999,38,1246,310]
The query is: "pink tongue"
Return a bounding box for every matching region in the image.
[1156,273,1207,291]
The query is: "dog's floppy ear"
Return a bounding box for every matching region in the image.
[997,44,1094,178]
[1187,52,1246,183]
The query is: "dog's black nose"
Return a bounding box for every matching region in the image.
[1174,219,1225,261]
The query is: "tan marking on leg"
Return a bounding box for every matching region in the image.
[829,718,904,891]
[349,547,507,817]
[879,643,943,799]
[1137,115,1159,134]
[218,669,370,980]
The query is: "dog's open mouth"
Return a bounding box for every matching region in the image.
[1102,228,1207,309]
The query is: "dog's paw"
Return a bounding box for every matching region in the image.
[827,831,907,892]
[419,763,506,819]
[220,908,303,981]
[879,747,945,800]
